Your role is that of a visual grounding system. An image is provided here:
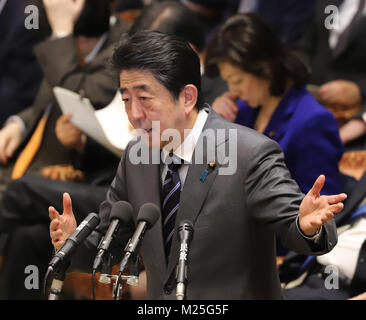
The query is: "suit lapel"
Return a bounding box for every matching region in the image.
[164,109,226,283]
[139,159,168,277]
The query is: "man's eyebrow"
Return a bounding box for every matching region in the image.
[120,84,153,94]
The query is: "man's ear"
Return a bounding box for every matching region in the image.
[180,84,198,115]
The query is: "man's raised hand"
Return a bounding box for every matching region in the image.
[49,192,77,250]
[299,175,347,236]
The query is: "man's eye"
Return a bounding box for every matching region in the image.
[122,98,129,103]
[139,97,150,101]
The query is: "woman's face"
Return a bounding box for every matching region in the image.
[218,61,271,108]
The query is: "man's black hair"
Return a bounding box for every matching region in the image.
[111,30,203,109]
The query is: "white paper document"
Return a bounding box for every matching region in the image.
[53,87,136,157]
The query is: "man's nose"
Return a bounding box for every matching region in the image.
[129,98,145,122]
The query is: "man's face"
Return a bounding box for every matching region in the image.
[120,69,188,149]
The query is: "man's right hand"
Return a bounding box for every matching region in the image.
[0,122,23,164]
[49,192,77,250]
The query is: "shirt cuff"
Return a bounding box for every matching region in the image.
[50,32,72,40]
[5,115,26,139]
[296,216,322,244]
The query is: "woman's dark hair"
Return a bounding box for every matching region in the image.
[205,13,310,96]
[129,1,205,53]
[111,30,203,109]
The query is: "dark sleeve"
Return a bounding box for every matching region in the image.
[245,138,338,255]
[68,143,135,273]
[33,36,117,109]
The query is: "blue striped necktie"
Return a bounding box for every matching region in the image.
[162,160,182,259]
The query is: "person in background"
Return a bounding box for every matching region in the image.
[0,0,129,299]
[297,0,366,149]
[238,0,317,48]
[205,13,344,197]
[205,13,347,256]
[129,0,228,106]
[0,0,128,197]
[0,0,43,125]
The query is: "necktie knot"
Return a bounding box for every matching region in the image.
[168,162,182,173]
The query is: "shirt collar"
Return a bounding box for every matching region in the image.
[162,108,208,164]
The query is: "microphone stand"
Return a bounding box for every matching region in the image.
[48,261,70,300]
[112,252,141,300]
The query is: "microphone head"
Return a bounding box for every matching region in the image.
[109,201,133,223]
[178,220,194,242]
[76,212,100,232]
[136,203,160,228]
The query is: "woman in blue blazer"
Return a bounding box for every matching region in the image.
[205,13,344,196]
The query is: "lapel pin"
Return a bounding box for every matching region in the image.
[200,169,208,182]
[200,161,216,182]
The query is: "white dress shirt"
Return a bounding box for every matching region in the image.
[161,108,208,190]
[317,217,366,280]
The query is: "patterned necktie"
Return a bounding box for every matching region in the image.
[161,160,182,259]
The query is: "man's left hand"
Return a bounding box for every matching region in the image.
[299,175,347,236]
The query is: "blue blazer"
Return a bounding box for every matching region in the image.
[235,86,343,195]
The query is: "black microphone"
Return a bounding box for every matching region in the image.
[176,220,194,300]
[48,212,100,271]
[93,201,133,272]
[118,203,160,274]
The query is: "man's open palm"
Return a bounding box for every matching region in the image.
[299,175,347,236]
[49,192,77,250]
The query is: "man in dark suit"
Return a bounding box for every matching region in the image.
[47,31,349,300]
[0,0,128,196]
[0,0,129,299]
[298,0,366,109]
[0,0,43,125]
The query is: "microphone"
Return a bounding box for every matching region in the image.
[48,212,100,272]
[93,201,133,272]
[176,220,194,300]
[118,203,160,274]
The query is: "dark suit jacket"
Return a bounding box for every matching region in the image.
[0,18,129,183]
[0,0,43,125]
[298,0,366,99]
[91,106,337,300]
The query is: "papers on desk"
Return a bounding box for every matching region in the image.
[53,87,136,157]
